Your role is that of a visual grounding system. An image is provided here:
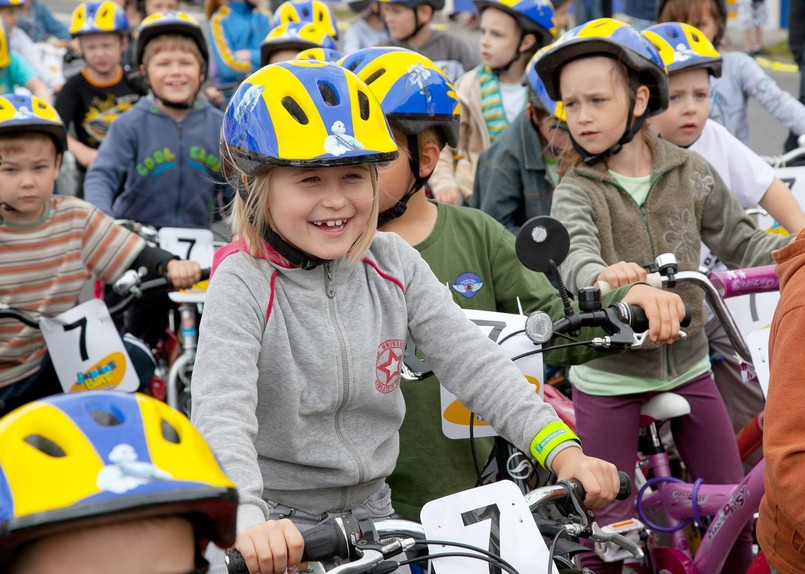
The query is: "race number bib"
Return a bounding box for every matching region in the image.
[421,480,559,574]
[159,227,215,267]
[40,299,139,393]
[440,310,543,440]
[159,227,214,304]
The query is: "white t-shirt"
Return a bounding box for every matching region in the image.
[690,119,773,208]
[691,119,775,272]
[499,82,527,124]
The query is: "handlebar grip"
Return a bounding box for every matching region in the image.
[616,471,631,501]
[596,272,663,294]
[200,268,211,281]
[620,303,692,332]
[224,518,350,574]
[566,471,632,504]
[299,520,350,562]
[224,549,249,574]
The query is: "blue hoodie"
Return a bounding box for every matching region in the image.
[208,1,272,87]
[84,97,228,229]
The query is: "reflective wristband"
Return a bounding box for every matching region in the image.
[530,421,581,468]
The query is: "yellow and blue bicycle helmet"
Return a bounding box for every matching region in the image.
[535,18,668,165]
[136,11,209,71]
[0,392,238,564]
[222,60,397,173]
[642,22,722,78]
[259,22,337,67]
[69,1,129,37]
[525,46,566,123]
[0,94,68,154]
[472,0,556,47]
[0,24,9,69]
[339,47,460,223]
[657,0,727,47]
[275,0,339,39]
[296,46,344,63]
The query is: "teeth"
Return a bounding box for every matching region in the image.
[314,219,346,227]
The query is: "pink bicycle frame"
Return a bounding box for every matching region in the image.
[637,458,766,574]
[708,265,779,299]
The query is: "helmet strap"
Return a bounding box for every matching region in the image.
[491,31,526,76]
[571,74,646,166]
[262,225,328,270]
[400,5,426,43]
[378,134,429,226]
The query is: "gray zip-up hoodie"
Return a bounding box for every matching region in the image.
[191,232,573,530]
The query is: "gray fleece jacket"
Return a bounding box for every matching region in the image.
[191,231,572,530]
[550,132,790,383]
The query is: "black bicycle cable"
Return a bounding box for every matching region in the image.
[403,537,521,574]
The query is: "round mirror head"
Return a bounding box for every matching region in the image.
[515,216,570,273]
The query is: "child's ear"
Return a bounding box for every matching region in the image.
[55,153,63,174]
[139,64,147,81]
[416,4,433,23]
[121,35,129,51]
[418,141,441,177]
[519,33,536,54]
[633,85,650,118]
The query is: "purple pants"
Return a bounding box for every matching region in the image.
[573,370,754,574]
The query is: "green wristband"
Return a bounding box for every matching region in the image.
[530,421,581,467]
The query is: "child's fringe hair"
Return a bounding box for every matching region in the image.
[222,140,380,265]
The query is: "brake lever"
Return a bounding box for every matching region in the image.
[325,538,417,574]
[630,330,688,350]
[590,522,644,560]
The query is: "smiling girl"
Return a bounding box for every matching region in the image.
[539,18,791,574]
[189,60,626,574]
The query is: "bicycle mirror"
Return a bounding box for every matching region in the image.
[515,216,570,273]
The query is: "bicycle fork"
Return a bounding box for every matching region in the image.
[167,303,198,411]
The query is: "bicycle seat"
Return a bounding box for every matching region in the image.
[639,393,691,427]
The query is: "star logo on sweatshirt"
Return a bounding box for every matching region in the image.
[375,339,404,394]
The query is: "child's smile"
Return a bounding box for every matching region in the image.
[268,165,375,262]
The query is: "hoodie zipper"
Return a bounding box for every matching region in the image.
[174,122,184,223]
[324,262,366,508]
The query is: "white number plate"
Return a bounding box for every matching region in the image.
[440,310,543,439]
[40,299,139,393]
[421,481,558,574]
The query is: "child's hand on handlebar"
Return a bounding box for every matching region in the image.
[166,260,202,290]
[622,284,687,344]
[233,518,306,574]
[596,262,648,289]
[550,447,619,509]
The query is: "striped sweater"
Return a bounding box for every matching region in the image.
[0,196,144,386]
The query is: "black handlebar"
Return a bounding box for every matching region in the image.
[224,472,634,574]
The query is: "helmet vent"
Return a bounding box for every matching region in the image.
[318,81,340,106]
[161,419,181,444]
[364,69,385,85]
[357,91,371,121]
[24,434,66,458]
[668,29,680,39]
[343,56,363,72]
[90,409,122,426]
[282,96,310,125]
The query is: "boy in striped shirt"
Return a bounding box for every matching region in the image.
[0,94,201,414]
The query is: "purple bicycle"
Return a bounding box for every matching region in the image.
[595,259,779,574]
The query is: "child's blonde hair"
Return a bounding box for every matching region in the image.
[229,164,380,265]
[141,33,204,68]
